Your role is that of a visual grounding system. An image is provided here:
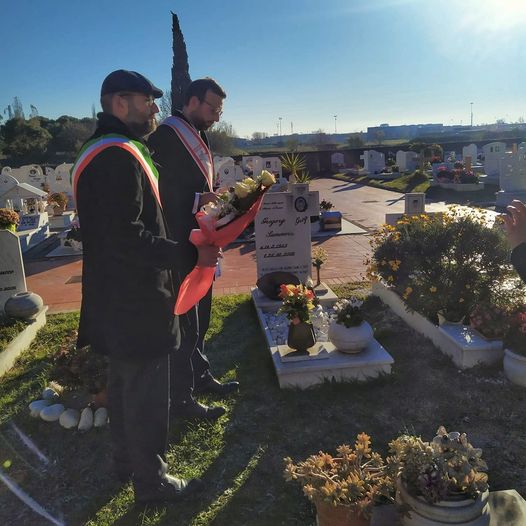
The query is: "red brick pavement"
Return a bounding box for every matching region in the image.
[25,179,449,313]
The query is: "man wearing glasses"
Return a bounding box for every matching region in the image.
[149,78,239,421]
[73,70,219,504]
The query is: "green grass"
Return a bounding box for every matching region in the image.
[0,318,27,353]
[1,292,526,525]
[333,171,430,194]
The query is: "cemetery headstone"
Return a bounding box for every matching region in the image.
[0,230,27,313]
[462,144,478,162]
[496,151,526,208]
[360,150,385,174]
[404,193,426,215]
[396,151,419,172]
[262,157,283,178]
[255,185,319,283]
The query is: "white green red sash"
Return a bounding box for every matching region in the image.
[70,134,161,207]
[161,116,214,191]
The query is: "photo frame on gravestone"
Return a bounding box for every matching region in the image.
[294,196,308,213]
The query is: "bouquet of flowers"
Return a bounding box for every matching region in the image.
[175,170,276,315]
[333,297,364,328]
[504,307,526,356]
[278,284,316,323]
[0,208,20,232]
[201,170,276,230]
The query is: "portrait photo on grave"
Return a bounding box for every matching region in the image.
[294,196,308,213]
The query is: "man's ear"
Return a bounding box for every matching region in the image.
[187,95,201,111]
[112,94,129,120]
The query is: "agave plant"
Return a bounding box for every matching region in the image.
[281,152,307,183]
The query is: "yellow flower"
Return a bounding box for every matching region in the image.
[260,170,276,187]
[234,181,251,198]
[429,286,437,293]
[459,298,465,303]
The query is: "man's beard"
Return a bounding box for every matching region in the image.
[128,118,156,137]
[189,111,213,132]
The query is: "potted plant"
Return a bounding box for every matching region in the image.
[280,152,307,184]
[284,433,394,526]
[278,283,316,355]
[0,208,20,233]
[328,297,373,353]
[503,306,526,387]
[48,192,68,215]
[388,426,489,525]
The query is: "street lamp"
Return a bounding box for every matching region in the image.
[334,114,337,134]
[470,102,474,128]
[278,116,282,136]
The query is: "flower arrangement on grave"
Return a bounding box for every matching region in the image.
[284,433,395,524]
[388,426,488,505]
[48,192,68,211]
[435,163,478,184]
[278,284,316,323]
[174,171,275,316]
[431,156,442,164]
[333,297,364,328]
[469,301,513,340]
[319,199,334,211]
[311,247,328,286]
[503,306,526,357]
[0,208,20,232]
[329,297,373,352]
[367,207,517,324]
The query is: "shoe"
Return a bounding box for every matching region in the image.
[135,475,204,506]
[171,400,226,420]
[195,378,239,396]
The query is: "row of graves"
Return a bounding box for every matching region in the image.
[0,164,80,257]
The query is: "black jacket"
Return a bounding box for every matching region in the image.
[148,111,211,278]
[76,113,181,359]
[511,242,526,283]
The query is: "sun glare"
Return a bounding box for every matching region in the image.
[458,0,526,34]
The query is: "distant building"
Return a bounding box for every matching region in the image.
[366,123,444,142]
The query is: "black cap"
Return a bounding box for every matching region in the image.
[101,69,163,98]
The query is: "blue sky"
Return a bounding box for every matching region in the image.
[1,0,525,138]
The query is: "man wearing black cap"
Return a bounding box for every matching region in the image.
[72,69,219,504]
[148,78,239,421]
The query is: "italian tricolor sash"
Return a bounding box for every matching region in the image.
[71,134,161,207]
[161,116,214,191]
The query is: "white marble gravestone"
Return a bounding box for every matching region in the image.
[215,157,238,188]
[1,165,47,191]
[255,185,319,283]
[360,150,385,174]
[463,143,478,162]
[396,151,419,172]
[47,163,73,197]
[496,151,526,208]
[262,157,282,178]
[0,230,27,312]
[483,142,507,183]
[242,156,264,177]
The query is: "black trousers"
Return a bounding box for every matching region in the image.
[108,354,170,497]
[171,285,213,403]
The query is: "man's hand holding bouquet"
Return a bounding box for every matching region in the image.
[175,170,276,314]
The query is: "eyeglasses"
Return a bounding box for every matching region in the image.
[201,99,223,117]
[118,92,156,107]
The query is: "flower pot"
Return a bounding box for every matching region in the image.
[287,321,315,355]
[396,479,490,525]
[503,348,526,387]
[4,291,44,320]
[437,311,466,326]
[315,499,369,526]
[328,320,373,353]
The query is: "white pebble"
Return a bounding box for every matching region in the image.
[78,407,93,432]
[29,399,52,418]
[93,407,108,428]
[59,409,80,429]
[40,404,65,422]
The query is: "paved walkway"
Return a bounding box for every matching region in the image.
[25,179,451,313]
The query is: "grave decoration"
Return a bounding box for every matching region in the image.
[311,247,328,287]
[284,433,395,526]
[0,208,20,233]
[368,207,516,326]
[328,297,373,353]
[280,152,307,183]
[27,345,109,431]
[278,283,317,356]
[175,171,276,315]
[434,161,478,184]
[389,426,489,525]
[48,192,68,215]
